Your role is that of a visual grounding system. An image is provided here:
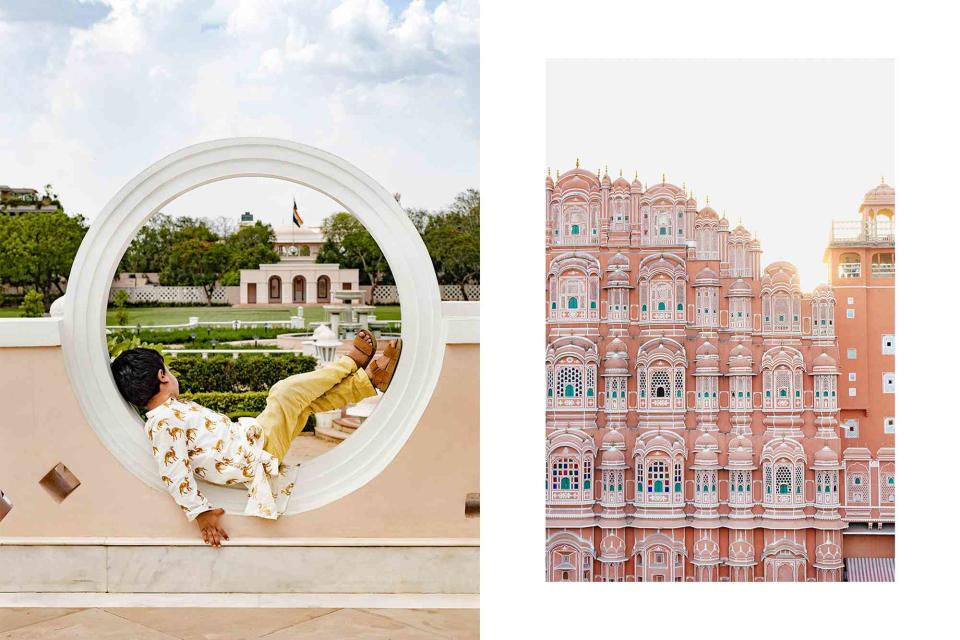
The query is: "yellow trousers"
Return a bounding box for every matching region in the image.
[257,355,377,460]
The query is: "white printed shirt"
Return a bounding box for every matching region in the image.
[143,397,298,521]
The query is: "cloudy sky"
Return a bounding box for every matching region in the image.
[547,59,893,291]
[0,0,478,230]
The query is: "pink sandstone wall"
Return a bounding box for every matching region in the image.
[0,344,479,539]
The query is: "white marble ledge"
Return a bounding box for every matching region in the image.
[0,537,480,547]
[0,592,480,609]
[0,317,62,347]
[440,301,479,344]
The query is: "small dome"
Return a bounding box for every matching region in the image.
[697,341,719,357]
[699,206,719,219]
[545,174,554,188]
[813,352,836,368]
[729,278,751,294]
[601,172,612,187]
[772,270,791,285]
[605,357,628,371]
[632,176,643,188]
[695,432,718,449]
[608,252,630,269]
[814,446,839,464]
[606,337,627,354]
[695,449,719,465]
[863,182,895,205]
[613,176,630,189]
[602,428,625,448]
[695,267,719,284]
[696,358,719,373]
[606,269,629,286]
[602,448,625,465]
[729,344,751,358]
[729,446,753,464]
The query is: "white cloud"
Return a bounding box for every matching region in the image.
[0,0,477,221]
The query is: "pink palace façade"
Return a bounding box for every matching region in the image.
[545,167,895,582]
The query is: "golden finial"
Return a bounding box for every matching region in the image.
[547,166,551,178]
[598,167,602,179]
[619,168,623,178]
[682,181,686,192]
[706,195,710,205]
[881,175,885,184]
[661,172,666,184]
[634,170,638,181]
[575,157,580,169]
[556,169,560,181]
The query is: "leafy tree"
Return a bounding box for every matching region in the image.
[315,212,392,292]
[219,222,280,286]
[19,289,46,317]
[159,224,230,304]
[422,189,480,299]
[0,211,88,306]
[118,213,178,274]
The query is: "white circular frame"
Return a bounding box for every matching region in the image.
[61,138,444,515]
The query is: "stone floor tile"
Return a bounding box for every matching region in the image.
[104,607,337,640]
[0,609,82,634]
[363,609,479,639]
[258,608,441,639]
[0,609,180,639]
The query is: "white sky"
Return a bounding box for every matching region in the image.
[0,0,478,229]
[546,59,893,291]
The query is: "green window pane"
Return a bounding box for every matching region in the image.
[564,384,575,397]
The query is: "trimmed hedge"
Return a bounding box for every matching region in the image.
[169,353,317,393]
[134,326,293,347]
[178,391,315,432]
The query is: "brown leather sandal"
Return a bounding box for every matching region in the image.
[368,339,403,392]
[351,329,377,368]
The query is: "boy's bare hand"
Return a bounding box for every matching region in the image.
[196,508,229,548]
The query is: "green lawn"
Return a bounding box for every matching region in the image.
[1,305,401,324]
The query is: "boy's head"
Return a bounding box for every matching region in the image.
[110,347,179,407]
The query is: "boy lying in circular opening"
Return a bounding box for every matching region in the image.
[110,330,402,547]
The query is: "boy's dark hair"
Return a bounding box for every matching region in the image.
[111,348,166,407]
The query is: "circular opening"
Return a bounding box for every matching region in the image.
[61,138,443,515]
[107,176,402,463]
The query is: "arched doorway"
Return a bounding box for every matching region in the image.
[268,276,281,303]
[317,275,331,303]
[293,275,306,303]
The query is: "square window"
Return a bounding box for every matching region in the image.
[847,297,854,305]
[882,334,895,355]
[847,348,857,360]
[884,417,895,434]
[883,372,895,393]
[844,419,859,438]
[848,388,857,397]
[848,372,857,382]
[846,309,855,319]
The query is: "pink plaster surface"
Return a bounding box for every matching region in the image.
[0,344,478,539]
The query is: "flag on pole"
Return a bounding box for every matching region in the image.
[292,198,303,227]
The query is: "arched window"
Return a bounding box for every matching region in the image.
[839,253,861,279]
[561,277,585,311]
[551,457,580,492]
[268,275,281,303]
[316,275,330,303]
[647,459,669,493]
[292,275,306,303]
